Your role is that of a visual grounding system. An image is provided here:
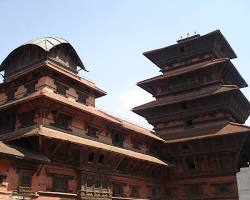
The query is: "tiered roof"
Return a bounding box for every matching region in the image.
[133,30,250,142]
[0,37,167,167]
[143,30,236,70]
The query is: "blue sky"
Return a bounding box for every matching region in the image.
[0,1,250,127]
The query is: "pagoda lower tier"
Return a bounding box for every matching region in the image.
[161,126,250,199]
[0,72,168,200]
[0,125,167,200]
[134,84,250,141]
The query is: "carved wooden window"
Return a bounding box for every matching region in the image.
[112,133,125,147]
[0,111,15,134]
[86,176,94,188]
[147,142,159,157]
[19,171,32,187]
[97,154,104,164]
[95,177,101,188]
[56,82,67,96]
[197,156,207,172]
[186,184,203,197]
[53,113,72,131]
[185,119,193,129]
[87,126,98,138]
[113,182,124,197]
[165,187,176,199]
[186,159,196,172]
[88,152,95,163]
[78,93,87,105]
[102,177,109,189]
[18,110,35,128]
[168,74,199,93]
[221,152,233,169]
[215,183,231,194]
[53,175,69,192]
[208,155,219,171]
[25,82,36,95]
[148,186,158,198]
[132,138,141,150]
[182,144,189,151]
[130,185,140,198]
[6,89,15,102]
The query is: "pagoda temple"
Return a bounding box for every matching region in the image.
[0,30,249,200]
[0,37,168,200]
[133,30,250,199]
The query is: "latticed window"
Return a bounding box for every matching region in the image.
[53,113,72,130]
[130,185,140,198]
[132,139,141,150]
[0,110,15,134]
[112,133,125,147]
[6,89,15,102]
[168,74,199,93]
[88,152,95,163]
[165,188,176,198]
[102,177,109,189]
[185,119,194,129]
[97,154,104,164]
[18,110,35,128]
[53,175,68,192]
[78,92,87,105]
[87,126,98,138]
[56,82,68,96]
[86,176,94,188]
[95,177,101,188]
[215,183,231,194]
[148,186,159,199]
[25,82,36,95]
[186,184,203,197]
[113,182,124,197]
[20,171,32,187]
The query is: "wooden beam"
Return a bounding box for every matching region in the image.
[38,136,42,153]
[98,123,109,135]
[113,155,125,170]
[36,164,44,176]
[46,139,56,154]
[50,140,65,158]
[129,159,140,174]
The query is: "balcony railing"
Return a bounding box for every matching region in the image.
[18,186,33,193]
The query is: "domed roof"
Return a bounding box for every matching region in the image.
[0,37,87,73]
[27,37,69,51]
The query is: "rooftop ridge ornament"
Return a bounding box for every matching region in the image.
[177,31,200,43]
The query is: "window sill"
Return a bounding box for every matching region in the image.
[112,197,150,200]
[37,191,77,197]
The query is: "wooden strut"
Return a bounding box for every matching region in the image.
[36,164,44,176]
[50,140,65,158]
[113,155,125,171]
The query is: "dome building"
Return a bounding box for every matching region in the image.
[0,37,167,200]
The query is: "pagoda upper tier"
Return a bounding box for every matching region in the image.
[133,30,250,140]
[0,37,106,101]
[0,37,87,77]
[143,30,236,72]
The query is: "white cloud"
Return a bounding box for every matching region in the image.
[113,87,154,129]
[119,88,154,109]
[97,87,154,129]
